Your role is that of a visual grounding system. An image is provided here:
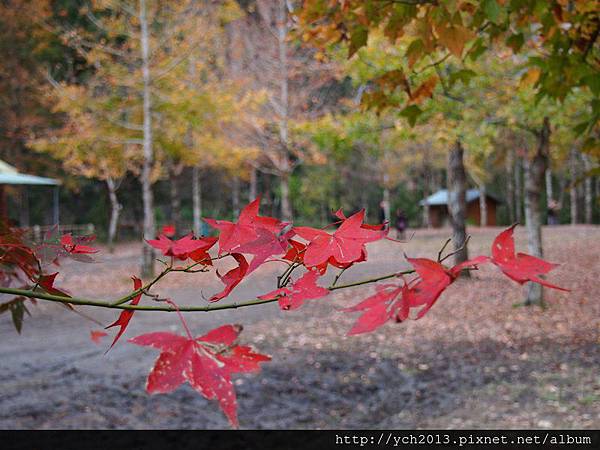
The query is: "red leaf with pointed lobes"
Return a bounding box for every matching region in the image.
[105,277,143,350]
[188,236,218,265]
[406,256,487,319]
[209,254,249,302]
[236,227,293,274]
[60,233,99,254]
[38,272,71,297]
[259,269,329,310]
[204,197,289,255]
[147,234,216,261]
[90,330,107,344]
[343,283,404,335]
[333,208,386,230]
[490,225,569,291]
[294,209,385,269]
[129,324,270,428]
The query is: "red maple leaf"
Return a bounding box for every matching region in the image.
[147,234,217,261]
[129,323,270,427]
[342,283,409,335]
[209,253,249,302]
[236,227,292,274]
[60,233,98,254]
[188,236,218,265]
[259,270,329,310]
[283,239,365,274]
[38,272,71,297]
[105,277,143,349]
[205,199,292,273]
[406,255,488,319]
[204,198,287,255]
[90,330,107,344]
[490,224,569,291]
[294,209,385,269]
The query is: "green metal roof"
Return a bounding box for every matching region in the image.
[0,160,61,186]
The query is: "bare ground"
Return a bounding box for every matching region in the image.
[0,225,598,429]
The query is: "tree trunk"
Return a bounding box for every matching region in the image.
[447,141,469,268]
[505,149,515,223]
[192,166,202,236]
[140,0,155,277]
[169,162,182,235]
[583,154,593,224]
[478,183,487,227]
[232,175,240,219]
[277,0,292,222]
[545,168,554,207]
[515,156,522,224]
[524,117,550,306]
[249,166,258,202]
[106,177,122,253]
[422,166,431,228]
[570,149,579,225]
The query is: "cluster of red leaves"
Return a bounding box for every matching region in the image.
[1,200,570,428]
[343,226,568,336]
[0,223,99,323]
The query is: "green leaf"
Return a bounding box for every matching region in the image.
[482,0,502,24]
[506,33,525,53]
[349,26,368,58]
[399,105,422,127]
[449,69,477,87]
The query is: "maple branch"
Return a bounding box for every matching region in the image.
[439,235,471,263]
[0,270,415,313]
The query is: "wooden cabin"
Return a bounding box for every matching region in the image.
[419,189,500,228]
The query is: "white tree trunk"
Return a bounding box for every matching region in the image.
[140,0,155,277]
[277,0,292,221]
[106,177,122,254]
[478,184,487,227]
[249,166,258,202]
[232,175,240,219]
[545,168,554,207]
[382,159,391,225]
[583,154,593,224]
[192,166,202,236]
[570,149,579,225]
[515,157,522,224]
[506,149,515,223]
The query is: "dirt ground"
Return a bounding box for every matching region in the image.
[1,225,598,429]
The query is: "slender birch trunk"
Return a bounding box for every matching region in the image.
[140,0,155,277]
[506,149,515,223]
[447,141,469,269]
[422,166,431,228]
[478,183,487,227]
[515,156,522,224]
[232,176,240,219]
[583,154,593,224]
[524,117,550,306]
[192,166,202,236]
[249,166,258,202]
[106,177,122,253]
[545,168,554,207]
[570,149,579,225]
[169,163,182,235]
[277,0,292,221]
